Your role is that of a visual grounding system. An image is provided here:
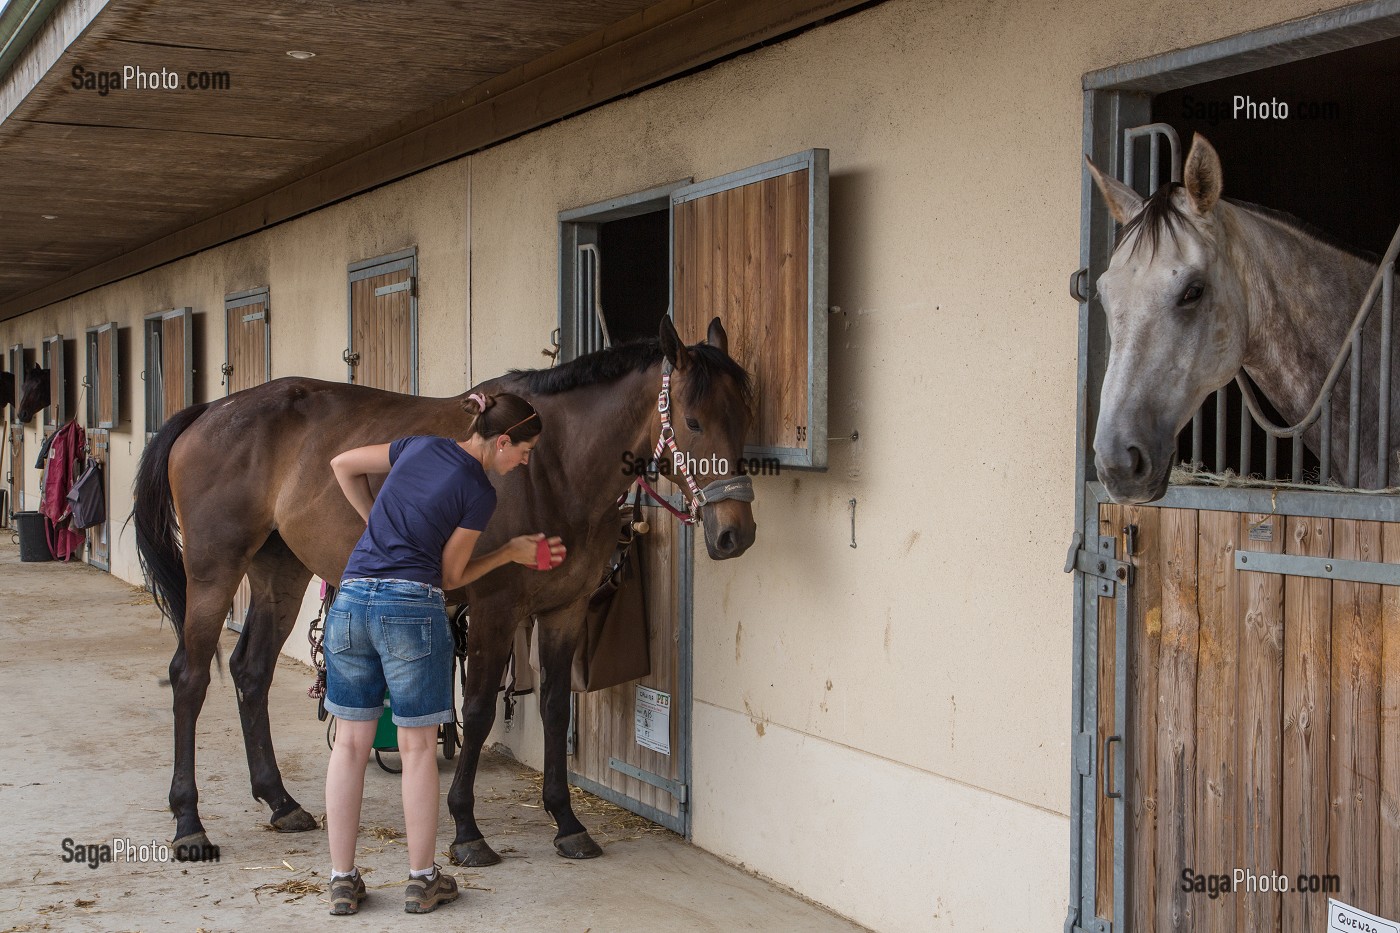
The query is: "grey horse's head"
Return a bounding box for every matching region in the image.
[1087,135,1247,504]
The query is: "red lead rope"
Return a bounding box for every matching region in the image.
[635,474,696,524]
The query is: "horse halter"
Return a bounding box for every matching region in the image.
[644,359,755,524]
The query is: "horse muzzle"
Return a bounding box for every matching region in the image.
[1095,436,1173,504]
[697,475,756,559]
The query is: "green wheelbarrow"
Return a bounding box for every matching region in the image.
[325,693,460,773]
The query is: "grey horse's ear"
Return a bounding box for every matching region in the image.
[1183,133,1223,214]
[706,317,728,355]
[1086,155,1144,225]
[659,316,690,371]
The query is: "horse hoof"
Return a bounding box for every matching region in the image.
[271,807,318,833]
[172,832,219,862]
[450,838,502,867]
[554,831,603,859]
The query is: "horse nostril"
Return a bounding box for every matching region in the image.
[717,530,736,554]
[1126,445,1143,475]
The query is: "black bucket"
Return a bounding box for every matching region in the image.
[14,511,51,562]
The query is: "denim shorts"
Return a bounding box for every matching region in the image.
[323,578,455,727]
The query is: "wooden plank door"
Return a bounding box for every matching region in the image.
[83,323,118,569]
[1096,504,1400,931]
[144,308,193,440]
[6,426,20,515]
[672,149,828,469]
[569,491,687,830]
[347,252,416,394]
[224,289,271,631]
[85,430,110,570]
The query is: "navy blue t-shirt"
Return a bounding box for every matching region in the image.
[342,436,497,588]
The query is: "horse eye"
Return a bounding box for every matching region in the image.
[685,416,701,433]
[1179,283,1205,306]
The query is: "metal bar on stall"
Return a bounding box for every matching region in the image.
[1292,434,1304,483]
[1148,132,1160,192]
[1379,263,1394,488]
[1266,432,1278,481]
[1348,329,1362,488]
[1239,403,1252,478]
[1319,390,1332,486]
[1192,411,1203,469]
[1215,387,1227,474]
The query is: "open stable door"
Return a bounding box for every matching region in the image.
[144,307,194,441]
[671,148,829,469]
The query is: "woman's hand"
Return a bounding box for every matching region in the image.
[508,533,567,570]
[330,443,393,523]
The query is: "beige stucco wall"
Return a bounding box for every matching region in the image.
[0,0,1357,930]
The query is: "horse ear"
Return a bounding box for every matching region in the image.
[658,316,690,371]
[1183,133,1222,214]
[1086,155,1144,225]
[706,317,728,355]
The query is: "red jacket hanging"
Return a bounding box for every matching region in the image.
[40,420,87,561]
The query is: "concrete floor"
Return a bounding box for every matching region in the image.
[0,539,865,933]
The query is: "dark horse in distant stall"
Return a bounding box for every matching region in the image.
[133,317,757,863]
[1087,134,1396,503]
[4,363,50,424]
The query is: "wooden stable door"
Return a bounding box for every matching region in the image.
[347,253,416,394]
[6,427,21,515]
[224,291,270,631]
[225,292,269,395]
[1094,504,1400,932]
[85,431,110,569]
[568,493,687,830]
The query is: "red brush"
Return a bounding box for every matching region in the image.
[535,537,553,571]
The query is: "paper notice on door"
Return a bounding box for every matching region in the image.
[635,686,671,756]
[1329,899,1399,933]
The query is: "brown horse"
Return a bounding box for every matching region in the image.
[133,316,756,863]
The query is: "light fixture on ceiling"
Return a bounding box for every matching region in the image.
[41,214,57,220]
[286,50,315,60]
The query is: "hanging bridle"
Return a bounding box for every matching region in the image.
[638,359,754,524]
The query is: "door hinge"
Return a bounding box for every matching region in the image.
[1073,732,1094,776]
[1064,532,1130,596]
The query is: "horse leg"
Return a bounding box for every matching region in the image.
[447,610,518,867]
[169,566,248,860]
[536,605,602,859]
[228,534,317,832]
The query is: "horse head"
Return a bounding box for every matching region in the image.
[17,362,51,424]
[1087,134,1247,503]
[657,315,757,559]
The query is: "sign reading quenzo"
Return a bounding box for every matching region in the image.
[1329,899,1399,933]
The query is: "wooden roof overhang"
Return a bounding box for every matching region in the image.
[0,0,872,322]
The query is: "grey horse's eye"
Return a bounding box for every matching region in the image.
[685,416,702,433]
[1179,282,1205,306]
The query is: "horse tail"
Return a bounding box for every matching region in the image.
[132,402,211,642]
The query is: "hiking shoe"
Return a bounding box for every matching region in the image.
[329,870,367,915]
[404,866,459,913]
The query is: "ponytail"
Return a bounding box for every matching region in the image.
[462,391,542,442]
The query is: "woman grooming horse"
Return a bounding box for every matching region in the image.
[322,391,565,915]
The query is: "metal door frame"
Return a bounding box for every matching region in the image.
[346,247,418,393]
[1069,4,1400,931]
[143,307,193,440]
[557,181,695,837]
[85,323,119,430]
[41,334,65,427]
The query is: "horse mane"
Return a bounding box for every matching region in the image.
[1116,182,1190,259]
[1227,199,1379,264]
[512,337,753,408]
[1119,181,1376,263]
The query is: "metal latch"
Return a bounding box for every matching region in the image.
[1064,532,1130,596]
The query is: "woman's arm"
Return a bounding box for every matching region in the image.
[330,443,393,523]
[441,529,566,590]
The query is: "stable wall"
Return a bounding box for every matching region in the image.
[0,0,1357,929]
